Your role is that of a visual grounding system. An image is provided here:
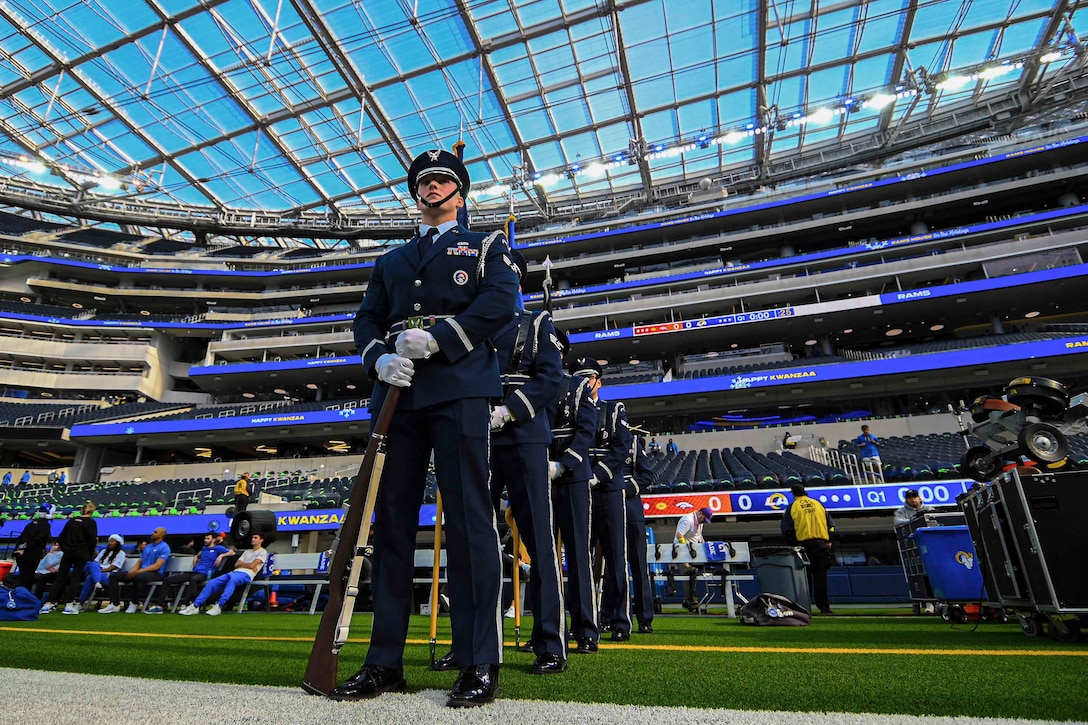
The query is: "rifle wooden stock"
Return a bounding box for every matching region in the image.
[302,387,401,697]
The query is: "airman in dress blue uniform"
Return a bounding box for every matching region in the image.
[491,255,566,673]
[332,149,519,708]
[573,357,634,641]
[547,339,600,654]
[432,250,567,675]
[620,433,656,633]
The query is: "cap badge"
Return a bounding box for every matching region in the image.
[427,150,441,161]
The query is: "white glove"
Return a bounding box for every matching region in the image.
[375,353,414,387]
[395,328,439,359]
[548,461,565,481]
[589,476,599,488]
[490,405,514,431]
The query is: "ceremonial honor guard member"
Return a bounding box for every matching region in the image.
[547,338,600,654]
[433,249,567,675]
[572,357,634,641]
[489,252,567,673]
[621,432,655,633]
[332,149,519,708]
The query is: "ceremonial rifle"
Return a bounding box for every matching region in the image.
[302,387,401,697]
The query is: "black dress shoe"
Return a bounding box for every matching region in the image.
[432,651,458,671]
[610,629,630,642]
[599,622,611,632]
[447,664,500,707]
[574,637,598,654]
[531,652,567,674]
[516,642,535,654]
[329,664,406,701]
[638,622,654,634]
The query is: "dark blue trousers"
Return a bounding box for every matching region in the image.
[592,487,631,634]
[365,398,502,669]
[492,444,565,657]
[624,494,654,627]
[552,476,597,642]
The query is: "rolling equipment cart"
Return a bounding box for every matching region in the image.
[958,468,1088,642]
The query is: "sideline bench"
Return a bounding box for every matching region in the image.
[647,541,753,617]
[80,555,195,611]
[237,552,328,614]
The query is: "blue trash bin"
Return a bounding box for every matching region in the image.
[912,526,986,601]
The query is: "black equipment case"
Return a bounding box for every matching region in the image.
[958,468,1088,641]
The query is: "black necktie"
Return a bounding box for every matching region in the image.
[418,227,437,257]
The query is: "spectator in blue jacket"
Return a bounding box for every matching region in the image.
[854,425,882,481]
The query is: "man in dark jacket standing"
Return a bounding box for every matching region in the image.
[40,501,97,613]
[2,503,53,590]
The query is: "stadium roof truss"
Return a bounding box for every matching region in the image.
[0,0,1086,246]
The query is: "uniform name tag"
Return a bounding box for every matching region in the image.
[447,247,479,256]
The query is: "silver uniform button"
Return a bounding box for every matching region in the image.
[414,279,422,287]
[413,302,422,311]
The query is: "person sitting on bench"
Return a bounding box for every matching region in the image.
[178,532,268,616]
[151,532,234,613]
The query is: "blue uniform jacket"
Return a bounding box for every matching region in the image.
[590,399,633,492]
[548,374,598,481]
[353,226,519,411]
[491,310,563,446]
[623,437,655,496]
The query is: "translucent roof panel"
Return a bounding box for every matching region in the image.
[0,0,1073,231]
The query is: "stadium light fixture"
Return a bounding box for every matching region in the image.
[979,64,1017,80]
[864,93,897,110]
[467,54,1039,205]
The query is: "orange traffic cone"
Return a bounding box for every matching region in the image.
[269,591,278,609]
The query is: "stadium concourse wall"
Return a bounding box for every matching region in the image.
[85,411,963,488]
[660,411,964,454]
[96,456,360,485]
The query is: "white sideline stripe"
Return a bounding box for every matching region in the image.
[0,668,1060,725]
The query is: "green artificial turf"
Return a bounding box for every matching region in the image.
[3,612,1086,720]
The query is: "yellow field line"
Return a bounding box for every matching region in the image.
[0,626,316,642]
[595,643,1088,657]
[3,627,1086,657]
